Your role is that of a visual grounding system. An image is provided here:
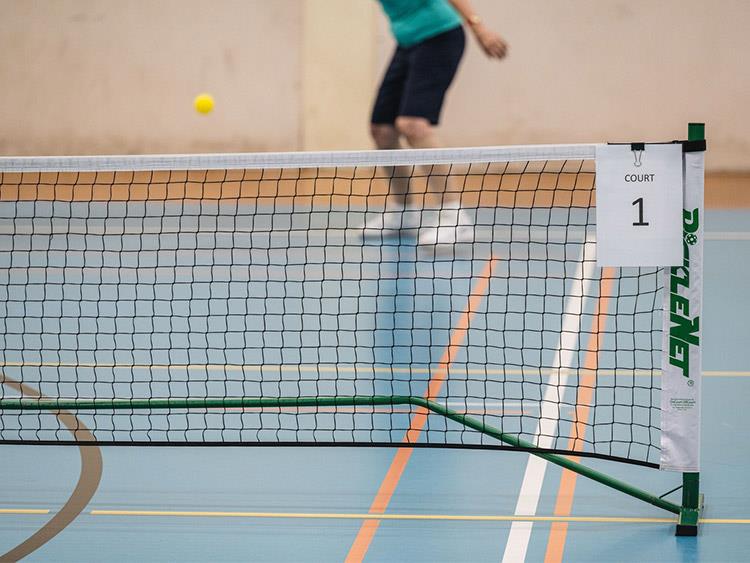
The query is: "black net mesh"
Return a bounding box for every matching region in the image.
[0,157,662,467]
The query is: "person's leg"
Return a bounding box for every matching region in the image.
[370,123,400,150]
[393,115,446,200]
[393,116,439,149]
[370,123,410,202]
[365,50,412,235]
[364,123,419,233]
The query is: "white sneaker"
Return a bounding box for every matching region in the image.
[418,205,473,245]
[362,207,421,236]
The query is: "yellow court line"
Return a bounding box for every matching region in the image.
[88,510,750,525]
[1,361,747,378]
[705,371,750,377]
[2,507,745,525]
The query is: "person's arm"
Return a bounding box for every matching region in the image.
[447,0,508,59]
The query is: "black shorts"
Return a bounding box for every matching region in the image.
[371,26,465,126]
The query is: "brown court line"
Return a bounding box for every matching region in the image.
[0,376,102,563]
[1,172,747,208]
[345,257,498,563]
[705,172,750,208]
[543,270,615,563]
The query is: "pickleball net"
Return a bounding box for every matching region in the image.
[0,145,665,466]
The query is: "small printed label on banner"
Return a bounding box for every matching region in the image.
[595,144,683,267]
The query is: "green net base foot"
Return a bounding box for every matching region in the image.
[676,493,704,536]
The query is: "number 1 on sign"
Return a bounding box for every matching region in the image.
[632,197,649,226]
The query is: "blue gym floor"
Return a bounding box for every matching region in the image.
[1,208,748,562]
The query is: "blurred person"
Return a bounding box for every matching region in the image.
[365,0,508,244]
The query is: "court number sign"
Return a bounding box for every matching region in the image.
[595,144,683,267]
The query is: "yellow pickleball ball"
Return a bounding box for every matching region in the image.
[194,93,214,114]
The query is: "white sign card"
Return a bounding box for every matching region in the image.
[595,144,683,267]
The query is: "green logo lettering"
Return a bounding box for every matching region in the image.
[668,208,700,378]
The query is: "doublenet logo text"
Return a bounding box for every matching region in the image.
[668,208,700,379]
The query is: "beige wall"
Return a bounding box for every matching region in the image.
[1,0,748,170]
[0,0,302,154]
[302,0,378,150]
[441,0,750,171]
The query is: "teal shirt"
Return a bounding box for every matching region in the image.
[378,0,462,48]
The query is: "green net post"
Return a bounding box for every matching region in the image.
[676,122,706,536]
[678,472,701,535]
[688,122,705,143]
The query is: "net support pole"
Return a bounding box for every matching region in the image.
[678,472,701,535]
[675,122,706,536]
[0,394,683,516]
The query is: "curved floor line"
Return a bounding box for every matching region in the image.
[1,376,102,563]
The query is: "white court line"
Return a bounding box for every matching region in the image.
[502,240,595,563]
[705,231,750,241]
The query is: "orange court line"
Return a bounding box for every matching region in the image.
[344,257,498,563]
[544,270,615,563]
